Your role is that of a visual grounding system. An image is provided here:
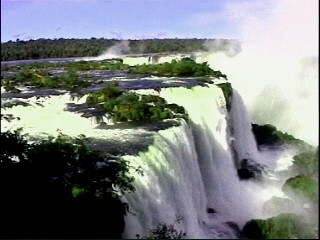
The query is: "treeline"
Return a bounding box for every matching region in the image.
[1,38,226,61]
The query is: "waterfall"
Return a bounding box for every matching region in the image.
[122,119,209,238]
[122,84,288,238]
[229,89,261,164]
[1,84,295,238]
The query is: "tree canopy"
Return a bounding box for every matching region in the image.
[0,129,137,238]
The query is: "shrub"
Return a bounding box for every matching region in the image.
[282,175,318,203]
[242,213,317,239]
[292,148,318,177]
[129,57,227,78]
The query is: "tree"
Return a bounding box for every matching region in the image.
[0,130,137,238]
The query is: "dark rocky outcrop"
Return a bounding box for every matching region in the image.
[207,208,216,214]
[237,158,264,180]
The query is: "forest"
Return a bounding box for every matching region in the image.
[1,38,235,61]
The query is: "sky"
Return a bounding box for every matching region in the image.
[1,0,319,145]
[1,0,275,42]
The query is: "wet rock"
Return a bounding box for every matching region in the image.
[237,158,264,180]
[224,221,241,238]
[207,208,216,214]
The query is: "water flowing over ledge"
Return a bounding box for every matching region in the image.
[121,84,294,238]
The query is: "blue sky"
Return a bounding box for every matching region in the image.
[1,0,271,42]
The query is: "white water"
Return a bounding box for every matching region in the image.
[1,94,150,143]
[1,83,298,238]
[122,84,291,238]
[200,0,318,147]
[229,89,261,164]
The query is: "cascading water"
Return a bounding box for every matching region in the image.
[122,119,209,238]
[229,89,261,164]
[122,84,288,238]
[1,80,299,238]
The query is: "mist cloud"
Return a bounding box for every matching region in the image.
[206,0,318,146]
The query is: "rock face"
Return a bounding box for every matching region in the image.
[207,208,216,214]
[224,221,241,238]
[237,158,264,180]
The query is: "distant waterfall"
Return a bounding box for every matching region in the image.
[121,84,285,238]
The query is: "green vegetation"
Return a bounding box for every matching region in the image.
[0,129,138,238]
[1,58,128,72]
[2,57,226,92]
[251,123,311,150]
[1,38,238,61]
[86,81,188,122]
[246,124,318,238]
[216,82,232,112]
[292,148,318,177]
[66,58,130,71]
[282,175,318,203]
[242,213,317,239]
[129,57,227,78]
[2,68,89,90]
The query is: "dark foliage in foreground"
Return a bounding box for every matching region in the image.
[0,130,137,238]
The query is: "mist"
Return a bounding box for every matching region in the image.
[94,40,131,60]
[203,0,318,146]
